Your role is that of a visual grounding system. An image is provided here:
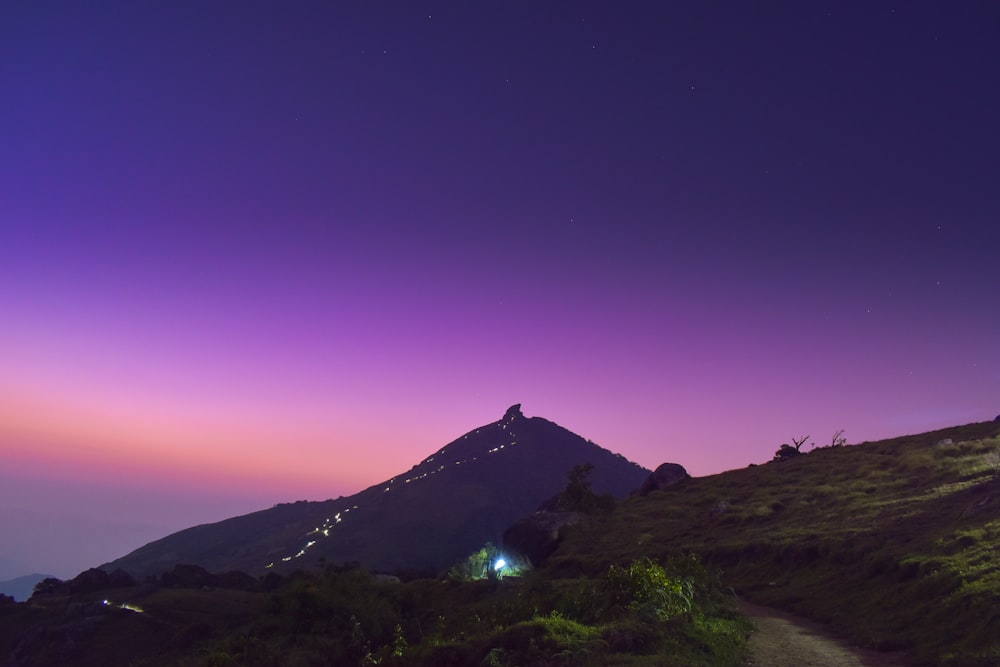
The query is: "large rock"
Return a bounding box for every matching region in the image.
[636,463,690,496]
[502,511,580,567]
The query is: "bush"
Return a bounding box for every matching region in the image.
[607,557,694,621]
[448,543,501,581]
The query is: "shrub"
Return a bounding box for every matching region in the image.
[557,463,616,513]
[606,557,694,621]
[448,543,501,581]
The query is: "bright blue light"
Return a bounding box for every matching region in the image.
[494,558,506,571]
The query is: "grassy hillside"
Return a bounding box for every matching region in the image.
[6,419,998,666]
[548,420,1000,666]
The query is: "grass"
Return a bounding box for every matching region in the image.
[549,420,1000,666]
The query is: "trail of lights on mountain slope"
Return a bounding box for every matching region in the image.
[264,412,522,567]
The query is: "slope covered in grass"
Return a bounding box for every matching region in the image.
[548,420,1000,666]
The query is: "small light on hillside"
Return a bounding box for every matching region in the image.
[494,558,506,571]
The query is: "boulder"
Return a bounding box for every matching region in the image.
[636,463,690,496]
[502,511,580,566]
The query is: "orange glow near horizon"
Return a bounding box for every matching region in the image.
[0,390,399,500]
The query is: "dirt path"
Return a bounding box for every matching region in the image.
[740,601,912,667]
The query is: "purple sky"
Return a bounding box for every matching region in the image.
[2,2,998,579]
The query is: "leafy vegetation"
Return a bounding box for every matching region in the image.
[607,557,694,621]
[3,556,747,666]
[266,555,742,665]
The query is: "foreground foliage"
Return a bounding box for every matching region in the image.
[0,557,749,667]
[171,555,746,666]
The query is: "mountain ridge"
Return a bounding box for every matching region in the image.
[102,404,651,577]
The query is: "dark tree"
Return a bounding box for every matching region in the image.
[772,444,801,461]
[772,435,813,462]
[31,577,66,597]
[557,463,615,513]
[792,435,811,452]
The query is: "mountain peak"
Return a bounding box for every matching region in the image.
[503,403,524,421]
[102,406,650,577]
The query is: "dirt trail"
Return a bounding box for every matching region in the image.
[740,601,912,667]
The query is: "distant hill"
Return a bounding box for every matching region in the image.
[0,573,53,602]
[102,405,650,577]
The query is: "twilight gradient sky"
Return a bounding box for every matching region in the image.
[2,2,999,579]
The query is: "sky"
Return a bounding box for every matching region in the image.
[2,1,998,579]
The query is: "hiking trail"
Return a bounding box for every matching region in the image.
[740,600,911,667]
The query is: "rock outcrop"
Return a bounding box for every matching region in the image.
[636,462,690,496]
[504,403,524,420]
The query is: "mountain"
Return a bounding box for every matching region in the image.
[8,418,998,666]
[0,573,53,602]
[102,404,650,577]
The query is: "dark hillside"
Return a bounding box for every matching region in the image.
[103,405,649,577]
[549,420,1000,666]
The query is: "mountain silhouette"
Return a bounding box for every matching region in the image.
[0,573,54,602]
[102,405,650,577]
